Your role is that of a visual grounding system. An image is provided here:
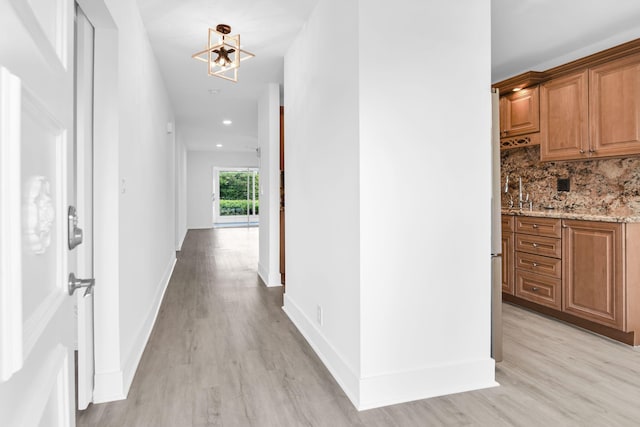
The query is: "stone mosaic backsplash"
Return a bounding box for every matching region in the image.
[501,145,640,215]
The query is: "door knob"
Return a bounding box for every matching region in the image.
[68,273,95,296]
[68,206,84,250]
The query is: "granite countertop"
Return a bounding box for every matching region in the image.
[501,206,640,223]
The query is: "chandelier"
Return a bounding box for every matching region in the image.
[192,24,254,82]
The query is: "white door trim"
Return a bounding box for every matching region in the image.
[0,68,23,382]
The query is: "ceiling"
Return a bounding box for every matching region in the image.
[136,0,318,152]
[137,0,640,152]
[492,0,640,82]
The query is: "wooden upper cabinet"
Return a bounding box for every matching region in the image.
[500,86,540,138]
[589,53,640,158]
[562,220,624,329]
[540,70,589,161]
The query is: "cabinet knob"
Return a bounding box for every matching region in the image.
[532,243,539,248]
[532,262,538,267]
[532,224,538,228]
[579,149,585,154]
[589,148,596,154]
[531,287,539,292]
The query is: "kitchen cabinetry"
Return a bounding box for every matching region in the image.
[514,217,562,309]
[501,215,514,295]
[589,53,640,158]
[540,53,640,161]
[504,214,640,345]
[500,86,540,138]
[562,220,623,329]
[540,70,589,161]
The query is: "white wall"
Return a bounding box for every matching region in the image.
[284,0,495,410]
[187,151,258,229]
[257,84,281,287]
[357,0,495,409]
[283,0,362,402]
[83,0,177,402]
[175,129,188,250]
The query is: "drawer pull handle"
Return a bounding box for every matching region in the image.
[531,287,539,292]
[532,262,538,267]
[532,224,538,228]
[532,243,538,248]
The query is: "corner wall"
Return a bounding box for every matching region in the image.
[283,0,362,403]
[85,0,178,402]
[257,84,281,286]
[357,0,495,409]
[283,0,495,410]
[175,130,187,250]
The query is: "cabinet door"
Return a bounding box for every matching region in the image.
[590,54,640,158]
[502,232,514,295]
[500,86,540,138]
[540,70,589,161]
[562,220,624,329]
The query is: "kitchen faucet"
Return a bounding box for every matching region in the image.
[504,174,532,210]
[517,176,533,210]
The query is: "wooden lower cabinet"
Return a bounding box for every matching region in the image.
[502,231,514,294]
[502,215,514,294]
[504,215,640,345]
[513,217,562,309]
[562,220,624,329]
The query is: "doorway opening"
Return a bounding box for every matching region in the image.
[213,167,260,228]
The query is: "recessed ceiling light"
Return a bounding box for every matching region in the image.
[222,119,232,125]
[216,144,223,148]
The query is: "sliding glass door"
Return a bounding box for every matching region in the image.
[213,167,259,225]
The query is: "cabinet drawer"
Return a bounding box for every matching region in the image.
[502,215,514,233]
[515,252,561,278]
[515,234,562,258]
[515,270,562,310]
[515,216,561,238]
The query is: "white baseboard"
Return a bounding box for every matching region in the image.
[121,256,176,397]
[93,370,125,403]
[358,358,498,410]
[258,262,282,287]
[187,225,213,230]
[283,295,498,411]
[282,295,360,407]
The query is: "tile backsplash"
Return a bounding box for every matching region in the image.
[501,145,640,214]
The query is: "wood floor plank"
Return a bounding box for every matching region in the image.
[78,228,640,426]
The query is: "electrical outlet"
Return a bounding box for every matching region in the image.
[316,305,323,326]
[557,178,570,192]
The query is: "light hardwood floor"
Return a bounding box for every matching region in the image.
[78,228,640,427]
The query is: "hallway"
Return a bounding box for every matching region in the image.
[78,228,640,427]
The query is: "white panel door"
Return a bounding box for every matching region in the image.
[75,5,95,411]
[0,0,77,426]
